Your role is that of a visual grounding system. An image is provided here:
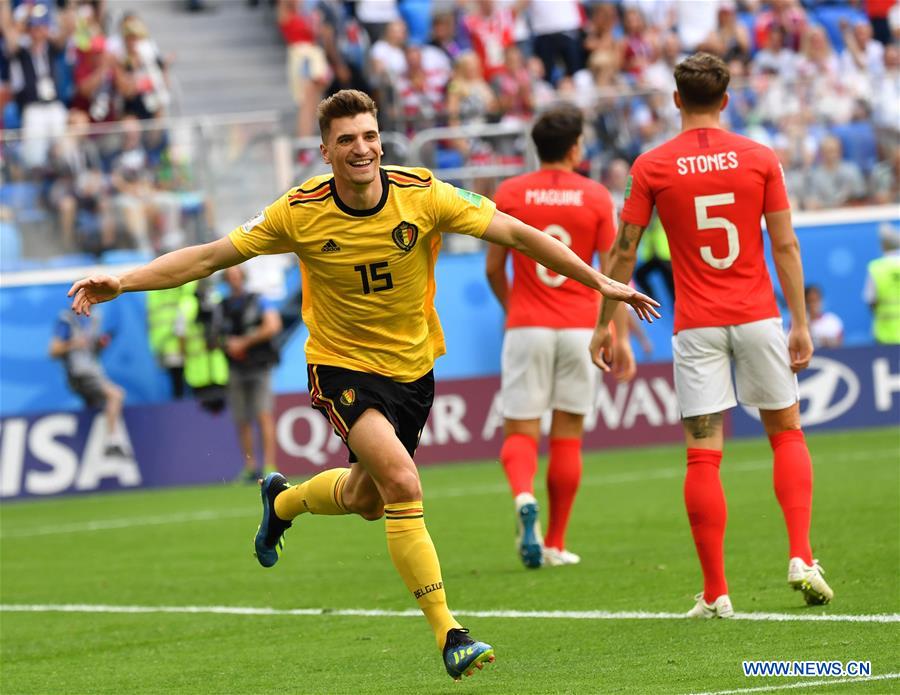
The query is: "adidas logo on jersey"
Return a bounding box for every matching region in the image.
[321,239,341,253]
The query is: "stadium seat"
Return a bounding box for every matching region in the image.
[435,147,465,171]
[832,122,878,175]
[0,181,48,225]
[0,222,23,269]
[399,0,431,45]
[737,13,757,54]
[812,6,868,52]
[100,249,155,265]
[45,253,98,269]
[2,102,21,130]
[178,190,205,215]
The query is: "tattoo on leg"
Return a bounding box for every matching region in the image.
[683,413,723,439]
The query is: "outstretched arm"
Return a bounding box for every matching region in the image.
[481,210,660,321]
[68,237,247,315]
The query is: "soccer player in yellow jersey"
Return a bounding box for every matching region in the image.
[68,90,660,680]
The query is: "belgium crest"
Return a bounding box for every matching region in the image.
[392,221,419,252]
[340,388,356,406]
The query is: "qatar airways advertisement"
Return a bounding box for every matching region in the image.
[1,346,896,499]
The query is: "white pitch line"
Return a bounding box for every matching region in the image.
[0,508,251,539]
[687,672,900,695]
[2,447,896,539]
[1,604,898,624]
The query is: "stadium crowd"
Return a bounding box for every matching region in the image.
[273,0,899,210]
[1,0,200,258]
[1,0,898,262]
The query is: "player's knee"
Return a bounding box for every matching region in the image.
[347,494,384,520]
[374,468,421,504]
[343,487,385,521]
[358,504,385,522]
[759,405,801,435]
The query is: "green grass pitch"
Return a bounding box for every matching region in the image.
[1,427,898,694]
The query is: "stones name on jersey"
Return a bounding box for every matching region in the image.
[524,189,585,206]
[676,151,739,175]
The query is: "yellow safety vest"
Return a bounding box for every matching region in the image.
[869,255,900,344]
[146,285,191,362]
[181,286,229,388]
[637,216,671,263]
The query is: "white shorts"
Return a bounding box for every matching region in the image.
[672,318,799,418]
[500,327,596,419]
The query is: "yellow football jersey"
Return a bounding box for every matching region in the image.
[228,166,496,381]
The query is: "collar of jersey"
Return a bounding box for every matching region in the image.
[329,168,390,217]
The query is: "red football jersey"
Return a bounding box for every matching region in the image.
[621,128,790,333]
[494,169,617,329]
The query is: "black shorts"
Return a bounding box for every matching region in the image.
[307,364,434,463]
[68,373,109,409]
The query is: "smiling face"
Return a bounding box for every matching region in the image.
[320,112,382,189]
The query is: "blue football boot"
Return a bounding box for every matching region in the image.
[515,493,543,569]
[253,473,291,568]
[442,628,495,680]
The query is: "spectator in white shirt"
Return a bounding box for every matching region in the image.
[529,0,584,85]
[751,24,798,82]
[841,18,884,77]
[805,285,843,349]
[805,136,866,210]
[370,19,409,81]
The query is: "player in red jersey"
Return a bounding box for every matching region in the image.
[487,104,634,569]
[590,53,833,615]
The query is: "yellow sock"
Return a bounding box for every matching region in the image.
[384,502,462,649]
[274,468,351,520]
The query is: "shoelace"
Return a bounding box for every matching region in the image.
[446,628,472,648]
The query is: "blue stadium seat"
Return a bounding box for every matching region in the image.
[435,147,465,170]
[283,262,301,296]
[0,181,48,225]
[2,102,21,130]
[178,190,205,214]
[832,122,878,175]
[400,0,431,46]
[45,253,98,268]
[812,6,868,52]
[1,181,39,209]
[100,249,154,265]
[0,222,23,269]
[737,12,757,54]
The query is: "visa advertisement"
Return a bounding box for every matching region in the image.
[1,345,897,500]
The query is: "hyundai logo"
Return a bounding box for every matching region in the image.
[741,356,860,426]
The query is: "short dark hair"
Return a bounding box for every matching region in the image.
[674,53,730,111]
[317,90,378,141]
[531,104,584,163]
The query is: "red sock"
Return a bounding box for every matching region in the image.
[684,448,728,603]
[500,433,538,497]
[545,438,582,551]
[770,429,813,565]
